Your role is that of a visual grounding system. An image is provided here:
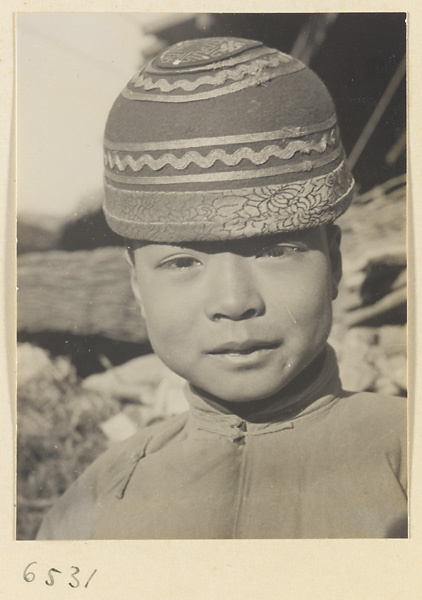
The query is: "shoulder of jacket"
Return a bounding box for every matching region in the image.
[36,413,189,539]
[338,389,406,414]
[334,390,407,438]
[95,411,189,496]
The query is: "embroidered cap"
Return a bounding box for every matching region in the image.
[103,37,355,242]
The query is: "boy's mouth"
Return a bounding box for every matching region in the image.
[208,340,279,358]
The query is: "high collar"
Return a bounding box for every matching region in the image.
[186,345,343,439]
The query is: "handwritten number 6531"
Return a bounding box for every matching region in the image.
[23,563,97,588]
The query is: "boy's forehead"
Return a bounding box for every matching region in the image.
[134,227,327,257]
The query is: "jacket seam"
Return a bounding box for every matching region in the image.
[231,438,248,538]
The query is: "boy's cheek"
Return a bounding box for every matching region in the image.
[144,311,196,356]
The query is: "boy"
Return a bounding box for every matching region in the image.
[37,37,407,539]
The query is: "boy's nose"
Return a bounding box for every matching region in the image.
[204,255,265,321]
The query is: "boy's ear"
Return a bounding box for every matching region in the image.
[126,249,146,318]
[326,225,342,300]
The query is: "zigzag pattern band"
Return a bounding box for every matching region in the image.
[105,131,337,173]
[132,53,287,92]
[123,63,306,103]
[104,145,343,186]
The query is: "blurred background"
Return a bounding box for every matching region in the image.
[17,12,406,539]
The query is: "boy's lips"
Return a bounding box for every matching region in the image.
[207,340,280,356]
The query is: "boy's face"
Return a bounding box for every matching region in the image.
[131,226,341,403]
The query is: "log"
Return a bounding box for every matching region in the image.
[17,247,148,343]
[346,287,407,327]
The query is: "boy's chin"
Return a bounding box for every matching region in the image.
[192,377,298,404]
[189,350,327,404]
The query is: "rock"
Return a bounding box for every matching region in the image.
[83,353,172,400]
[100,412,139,443]
[82,353,189,425]
[335,328,379,392]
[377,324,407,353]
[374,376,402,397]
[17,343,52,387]
[335,325,407,394]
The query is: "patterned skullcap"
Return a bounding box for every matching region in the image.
[103,37,354,242]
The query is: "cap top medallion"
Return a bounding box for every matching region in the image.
[155,37,263,70]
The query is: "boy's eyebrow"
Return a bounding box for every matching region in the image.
[165,232,317,256]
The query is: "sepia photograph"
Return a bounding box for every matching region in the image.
[16,12,407,542]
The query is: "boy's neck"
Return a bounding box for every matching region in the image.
[191,348,327,421]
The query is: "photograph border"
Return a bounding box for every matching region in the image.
[2,2,422,598]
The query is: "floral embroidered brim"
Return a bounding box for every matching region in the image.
[103,37,355,242]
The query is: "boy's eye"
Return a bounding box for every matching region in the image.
[257,244,301,258]
[159,256,201,270]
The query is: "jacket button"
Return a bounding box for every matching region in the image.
[231,420,246,432]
